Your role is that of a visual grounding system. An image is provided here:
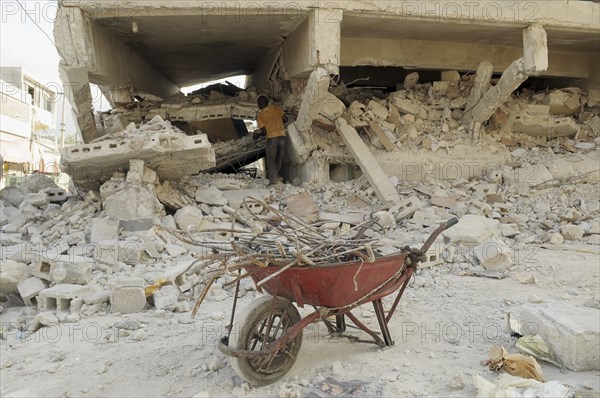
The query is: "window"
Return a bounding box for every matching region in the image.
[27,86,34,105]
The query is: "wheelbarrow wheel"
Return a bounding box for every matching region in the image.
[231,296,302,386]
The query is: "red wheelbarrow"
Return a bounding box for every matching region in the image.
[218,218,458,385]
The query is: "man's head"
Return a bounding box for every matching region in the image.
[257,95,268,109]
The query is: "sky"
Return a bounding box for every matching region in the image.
[0,0,245,141]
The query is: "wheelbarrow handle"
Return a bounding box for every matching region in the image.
[419,217,459,254]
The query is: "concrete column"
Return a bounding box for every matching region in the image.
[54,4,180,142]
[281,8,341,78]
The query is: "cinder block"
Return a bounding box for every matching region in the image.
[38,284,94,312]
[17,277,48,307]
[419,245,444,269]
[520,302,600,371]
[390,197,423,221]
[41,188,67,203]
[32,259,53,281]
[111,287,146,314]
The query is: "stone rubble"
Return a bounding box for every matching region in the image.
[1,81,598,382]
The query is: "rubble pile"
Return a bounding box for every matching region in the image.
[1,76,598,379]
[311,76,598,160]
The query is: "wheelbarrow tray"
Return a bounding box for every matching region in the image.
[246,253,408,308]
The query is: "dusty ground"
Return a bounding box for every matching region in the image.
[1,245,599,397]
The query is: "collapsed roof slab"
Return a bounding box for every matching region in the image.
[61,133,215,191]
[55,1,599,142]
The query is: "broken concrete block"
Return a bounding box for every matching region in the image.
[403,72,419,87]
[90,218,119,242]
[523,24,548,74]
[142,167,157,185]
[23,193,49,207]
[419,245,444,269]
[473,239,513,271]
[161,215,177,230]
[195,186,228,206]
[82,290,110,305]
[165,244,187,257]
[348,101,366,117]
[317,93,346,122]
[548,233,565,245]
[561,224,584,240]
[153,285,179,310]
[335,118,401,205]
[221,189,271,208]
[541,89,581,116]
[174,206,204,232]
[441,70,460,82]
[391,97,421,116]
[512,113,579,138]
[110,278,146,314]
[367,100,389,121]
[0,260,32,294]
[520,302,599,371]
[285,192,319,222]
[119,218,154,232]
[49,262,92,285]
[38,284,94,312]
[0,187,25,206]
[443,215,501,244]
[40,188,67,203]
[319,212,365,225]
[389,197,422,221]
[111,287,146,314]
[369,121,396,151]
[93,240,143,265]
[32,312,59,330]
[32,259,53,281]
[104,186,161,221]
[17,277,47,307]
[126,159,145,184]
[372,211,396,229]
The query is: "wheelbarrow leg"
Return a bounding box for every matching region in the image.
[335,315,346,332]
[373,299,394,346]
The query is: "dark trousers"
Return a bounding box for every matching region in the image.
[266,136,286,183]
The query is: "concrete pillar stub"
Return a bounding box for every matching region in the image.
[523,24,549,75]
[308,8,342,75]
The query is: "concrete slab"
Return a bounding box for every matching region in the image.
[520,302,600,371]
[285,192,319,222]
[61,132,215,189]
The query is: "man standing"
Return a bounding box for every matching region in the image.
[254,95,288,185]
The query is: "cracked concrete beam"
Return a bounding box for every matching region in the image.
[463,24,548,126]
[335,118,401,205]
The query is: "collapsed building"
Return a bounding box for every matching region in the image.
[0,1,599,395]
[54,1,599,195]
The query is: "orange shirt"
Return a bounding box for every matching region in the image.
[257,105,286,139]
